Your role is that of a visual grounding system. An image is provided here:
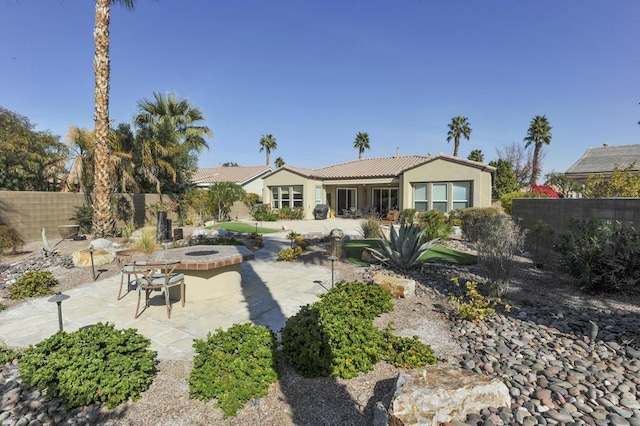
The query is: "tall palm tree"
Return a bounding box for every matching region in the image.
[524,115,552,186]
[274,157,285,168]
[446,116,472,157]
[134,92,212,194]
[353,132,370,160]
[259,134,277,166]
[92,0,137,237]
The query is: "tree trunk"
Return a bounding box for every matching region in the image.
[266,151,270,166]
[453,138,459,157]
[92,0,115,237]
[530,143,540,186]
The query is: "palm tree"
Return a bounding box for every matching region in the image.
[134,92,212,193]
[259,134,277,166]
[353,132,370,160]
[64,126,96,205]
[92,0,138,237]
[446,116,472,157]
[274,157,285,168]
[524,115,552,186]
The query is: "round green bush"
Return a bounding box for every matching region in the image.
[19,322,155,409]
[189,323,279,418]
[9,270,58,299]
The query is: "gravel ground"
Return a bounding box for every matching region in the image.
[1,237,639,425]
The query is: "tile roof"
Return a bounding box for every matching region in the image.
[565,144,640,175]
[192,165,272,185]
[314,155,430,179]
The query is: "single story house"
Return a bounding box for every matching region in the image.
[565,144,640,184]
[192,165,272,197]
[261,153,495,219]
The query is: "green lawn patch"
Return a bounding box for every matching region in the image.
[344,239,476,266]
[208,222,279,234]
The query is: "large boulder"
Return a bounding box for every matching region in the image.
[373,274,415,298]
[389,365,510,425]
[72,248,115,267]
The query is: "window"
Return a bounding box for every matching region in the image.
[315,186,323,205]
[372,188,398,214]
[269,185,304,209]
[452,182,470,210]
[413,184,428,211]
[293,186,303,208]
[432,183,448,212]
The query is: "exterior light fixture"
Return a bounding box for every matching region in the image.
[48,292,70,331]
[327,255,337,288]
[88,246,96,281]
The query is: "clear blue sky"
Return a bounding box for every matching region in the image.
[2,0,639,178]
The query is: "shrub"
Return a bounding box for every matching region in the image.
[457,207,500,242]
[0,225,24,255]
[244,192,261,208]
[367,222,437,271]
[401,208,416,225]
[417,210,452,241]
[19,323,155,409]
[277,247,300,261]
[555,218,640,293]
[526,220,555,268]
[475,216,526,296]
[252,204,279,221]
[0,347,20,365]
[134,231,157,254]
[70,205,93,234]
[189,323,278,418]
[360,217,382,239]
[281,281,393,379]
[449,278,510,321]
[530,183,560,198]
[381,326,436,368]
[277,206,305,220]
[500,191,549,215]
[294,235,308,250]
[9,271,58,299]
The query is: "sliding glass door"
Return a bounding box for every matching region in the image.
[372,188,398,214]
[337,188,357,215]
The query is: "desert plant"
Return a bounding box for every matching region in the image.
[19,323,155,409]
[278,206,305,220]
[401,208,416,225]
[277,247,300,261]
[0,225,24,255]
[134,231,158,254]
[457,207,500,242]
[367,222,437,271]
[120,224,136,245]
[252,204,279,221]
[417,210,452,241]
[281,281,392,379]
[189,323,278,418]
[70,205,93,234]
[555,218,640,293]
[294,235,308,250]
[286,230,300,247]
[9,271,58,299]
[526,220,555,268]
[475,216,526,296]
[360,217,382,238]
[449,278,510,321]
[381,325,436,368]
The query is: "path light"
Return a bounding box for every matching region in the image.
[88,246,96,281]
[48,292,70,332]
[255,222,258,234]
[327,255,337,288]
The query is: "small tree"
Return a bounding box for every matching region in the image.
[544,171,580,197]
[467,149,484,162]
[208,182,246,221]
[489,159,519,199]
[582,164,640,198]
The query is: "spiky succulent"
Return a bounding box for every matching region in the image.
[367,222,437,271]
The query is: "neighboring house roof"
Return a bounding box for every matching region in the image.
[192,165,272,185]
[566,144,640,176]
[264,154,495,180]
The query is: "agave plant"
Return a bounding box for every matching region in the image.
[367,222,438,271]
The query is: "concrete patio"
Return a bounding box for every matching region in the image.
[0,218,365,360]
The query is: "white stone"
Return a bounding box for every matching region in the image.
[89,238,114,249]
[389,365,511,425]
[72,248,115,267]
[211,228,228,237]
[191,229,209,238]
[204,220,216,227]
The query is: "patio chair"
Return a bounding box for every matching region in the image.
[115,251,136,300]
[132,261,185,319]
[342,209,355,219]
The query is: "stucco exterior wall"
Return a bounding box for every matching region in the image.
[242,178,264,198]
[401,158,493,210]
